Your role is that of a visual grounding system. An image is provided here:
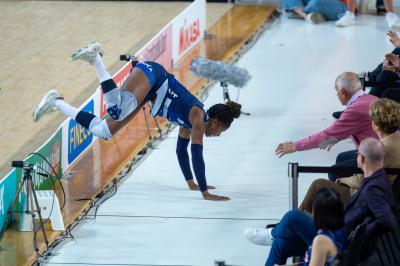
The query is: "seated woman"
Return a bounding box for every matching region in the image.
[245,189,346,266]
[300,98,400,213]
[284,0,347,24]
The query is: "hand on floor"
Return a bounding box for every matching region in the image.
[202,191,230,201]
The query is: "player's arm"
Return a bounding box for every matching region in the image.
[189,106,230,201]
[176,127,198,190]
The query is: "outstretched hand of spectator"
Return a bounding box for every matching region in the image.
[385,53,400,69]
[388,31,400,48]
[275,142,296,158]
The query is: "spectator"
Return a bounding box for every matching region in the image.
[367,31,400,101]
[300,98,400,213]
[336,0,400,29]
[245,138,397,266]
[283,0,347,24]
[275,72,378,181]
[275,189,346,266]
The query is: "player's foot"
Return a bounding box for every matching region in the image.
[70,41,103,65]
[32,89,63,121]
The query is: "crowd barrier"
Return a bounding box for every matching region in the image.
[287,162,400,210]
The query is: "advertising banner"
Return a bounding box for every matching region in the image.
[19,127,63,190]
[67,100,94,164]
[172,0,206,63]
[0,170,17,232]
[136,24,173,69]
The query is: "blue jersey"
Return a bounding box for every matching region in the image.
[135,61,208,129]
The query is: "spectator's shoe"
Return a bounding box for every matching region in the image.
[32,89,63,122]
[70,41,103,65]
[386,12,400,31]
[305,12,325,24]
[332,111,343,119]
[335,11,355,27]
[377,5,387,15]
[376,0,386,14]
[358,71,369,80]
[244,228,274,246]
[285,11,303,19]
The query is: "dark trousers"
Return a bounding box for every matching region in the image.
[369,48,400,100]
[328,150,358,181]
[265,210,317,266]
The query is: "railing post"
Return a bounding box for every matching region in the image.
[288,162,299,210]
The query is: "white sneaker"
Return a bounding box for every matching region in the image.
[305,12,325,24]
[386,12,400,31]
[70,41,102,65]
[335,11,355,27]
[32,89,63,122]
[244,228,274,246]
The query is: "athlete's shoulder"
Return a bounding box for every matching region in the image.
[189,105,206,121]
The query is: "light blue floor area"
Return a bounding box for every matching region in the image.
[45,14,394,266]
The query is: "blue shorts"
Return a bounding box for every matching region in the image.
[134,61,206,129]
[134,61,169,103]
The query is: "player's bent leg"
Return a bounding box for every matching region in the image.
[75,111,112,140]
[101,78,138,121]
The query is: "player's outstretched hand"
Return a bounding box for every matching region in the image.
[202,191,230,201]
[187,180,216,190]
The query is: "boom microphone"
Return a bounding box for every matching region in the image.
[190,57,251,88]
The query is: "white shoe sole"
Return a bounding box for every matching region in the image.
[33,89,61,121]
[70,42,102,64]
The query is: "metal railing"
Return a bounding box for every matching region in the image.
[288,162,400,210]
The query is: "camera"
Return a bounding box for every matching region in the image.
[120,54,136,62]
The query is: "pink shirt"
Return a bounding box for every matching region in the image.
[294,93,379,151]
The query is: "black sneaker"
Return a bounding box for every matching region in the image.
[376,0,386,14]
[332,111,343,119]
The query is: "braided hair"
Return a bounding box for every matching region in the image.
[207,101,242,128]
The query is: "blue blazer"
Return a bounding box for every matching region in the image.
[344,168,397,239]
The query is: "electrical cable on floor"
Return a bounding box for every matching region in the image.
[86,214,280,221]
[42,263,198,266]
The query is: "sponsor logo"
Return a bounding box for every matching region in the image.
[168,88,178,98]
[179,18,200,55]
[137,24,173,69]
[177,118,185,125]
[142,62,153,72]
[140,33,168,62]
[51,141,60,175]
[68,100,94,164]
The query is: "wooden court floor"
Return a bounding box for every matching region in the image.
[0,1,231,179]
[0,3,276,266]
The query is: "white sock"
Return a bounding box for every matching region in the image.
[93,53,111,83]
[54,99,79,120]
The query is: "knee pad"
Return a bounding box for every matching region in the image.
[89,117,113,140]
[107,90,137,121]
